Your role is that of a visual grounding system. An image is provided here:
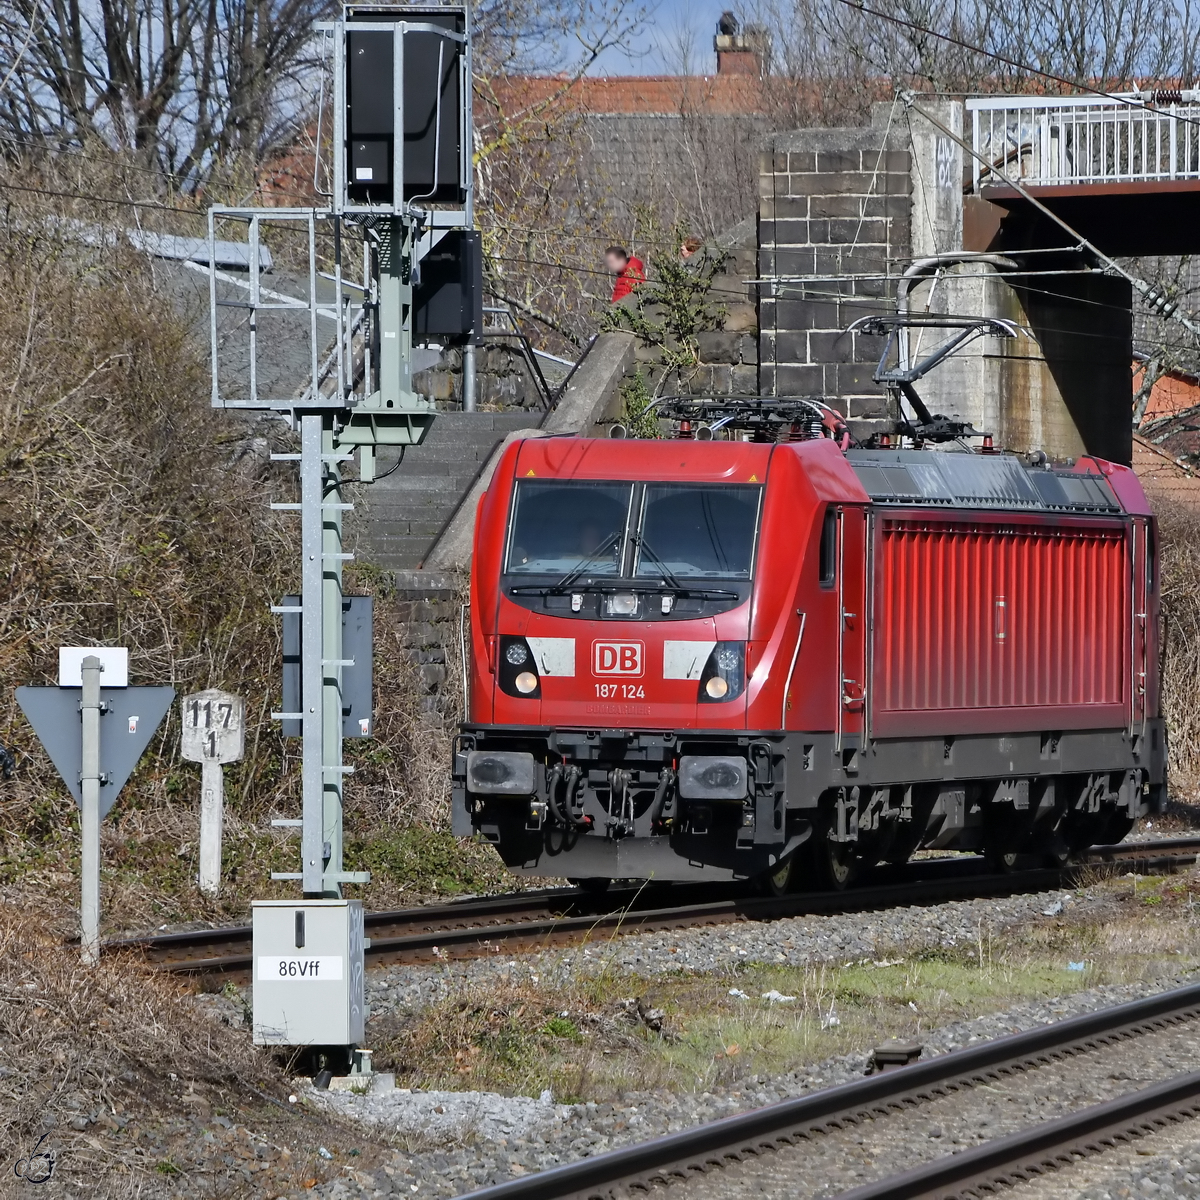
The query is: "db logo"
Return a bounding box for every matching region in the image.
[593,641,644,677]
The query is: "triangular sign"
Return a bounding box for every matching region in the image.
[16,687,176,818]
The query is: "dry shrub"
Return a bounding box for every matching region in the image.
[0,170,296,897]
[0,904,293,1192]
[1157,505,1200,786]
[0,161,491,925]
[372,971,609,1096]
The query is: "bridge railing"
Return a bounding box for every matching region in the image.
[966,93,1200,189]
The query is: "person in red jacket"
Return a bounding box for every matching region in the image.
[605,245,645,303]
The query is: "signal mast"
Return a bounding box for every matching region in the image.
[206,3,478,1061]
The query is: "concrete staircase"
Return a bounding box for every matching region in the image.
[354,411,544,573]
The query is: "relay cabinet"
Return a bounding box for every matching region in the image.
[252,899,365,1045]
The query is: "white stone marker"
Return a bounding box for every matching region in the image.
[181,689,245,896]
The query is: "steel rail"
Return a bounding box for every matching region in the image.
[835,1070,1200,1199]
[105,836,1200,976]
[454,981,1200,1200]
[112,886,593,964]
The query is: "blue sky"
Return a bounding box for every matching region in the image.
[589,0,734,75]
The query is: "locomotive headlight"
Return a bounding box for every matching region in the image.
[699,641,745,703]
[606,592,638,617]
[467,750,537,795]
[499,636,541,698]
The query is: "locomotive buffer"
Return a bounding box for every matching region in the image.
[205,2,479,1062]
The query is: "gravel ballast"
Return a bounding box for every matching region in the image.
[1003,1113,1200,1199]
[362,884,1119,1019]
[306,972,1200,1198]
[313,1086,572,1147]
[648,1004,1200,1198]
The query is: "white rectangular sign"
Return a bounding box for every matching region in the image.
[257,955,344,981]
[181,689,246,764]
[526,637,575,676]
[663,641,717,681]
[58,646,129,688]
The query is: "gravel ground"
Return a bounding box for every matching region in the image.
[1003,1114,1200,1199]
[313,1086,572,1147]
[300,972,1200,1199]
[362,885,1114,1019]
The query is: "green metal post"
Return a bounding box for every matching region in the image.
[377,218,414,406]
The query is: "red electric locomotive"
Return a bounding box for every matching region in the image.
[451,400,1166,891]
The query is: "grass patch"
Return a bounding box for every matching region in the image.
[351,827,515,902]
[372,869,1200,1104]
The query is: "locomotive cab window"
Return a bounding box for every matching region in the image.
[634,484,762,579]
[819,507,837,587]
[505,482,633,575]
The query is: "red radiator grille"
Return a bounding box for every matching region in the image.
[874,518,1128,720]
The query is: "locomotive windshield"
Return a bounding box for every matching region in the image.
[504,480,761,580]
[634,484,761,578]
[506,482,632,575]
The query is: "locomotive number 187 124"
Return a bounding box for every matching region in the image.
[595,683,645,699]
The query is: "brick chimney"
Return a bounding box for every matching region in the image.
[714,12,768,75]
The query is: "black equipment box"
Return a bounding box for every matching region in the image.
[414,229,482,342]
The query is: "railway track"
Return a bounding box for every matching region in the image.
[455,980,1200,1200]
[107,835,1200,978]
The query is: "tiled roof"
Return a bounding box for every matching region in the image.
[1133,434,1200,509]
[1135,360,1200,423]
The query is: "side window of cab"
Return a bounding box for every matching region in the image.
[819,507,836,588]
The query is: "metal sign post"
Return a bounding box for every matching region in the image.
[205,2,477,1064]
[16,648,174,965]
[79,657,102,964]
[181,689,246,896]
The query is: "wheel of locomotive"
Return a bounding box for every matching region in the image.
[1043,832,1072,869]
[984,848,1020,873]
[819,837,859,890]
[982,798,1027,873]
[797,795,862,891]
[1102,812,1136,846]
[568,877,611,895]
[757,854,796,897]
[803,810,860,891]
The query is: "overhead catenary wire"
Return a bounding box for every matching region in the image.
[495,242,1200,357]
[494,251,1187,322]
[0,178,196,214]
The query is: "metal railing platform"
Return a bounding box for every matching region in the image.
[968,91,1200,189]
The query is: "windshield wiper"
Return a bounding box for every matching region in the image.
[631,533,685,592]
[549,529,623,593]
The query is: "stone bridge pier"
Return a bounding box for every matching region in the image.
[757,95,1200,466]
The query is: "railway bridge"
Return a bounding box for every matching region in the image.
[965,91,1200,255]
[759,91,1200,467]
